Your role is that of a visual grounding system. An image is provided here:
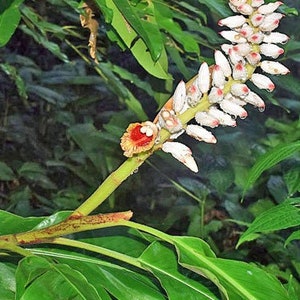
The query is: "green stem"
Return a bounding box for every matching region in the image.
[52,237,143,269]
[199,196,206,239]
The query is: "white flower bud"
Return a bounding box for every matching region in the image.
[238,24,254,38]
[233,43,251,56]
[218,15,247,28]
[221,44,232,55]
[230,0,246,6]
[248,32,264,44]
[229,3,238,12]
[195,112,220,128]
[251,0,264,8]
[162,141,198,173]
[232,62,248,81]
[173,80,186,113]
[246,51,261,65]
[237,4,254,15]
[260,61,290,75]
[244,91,265,110]
[231,83,249,97]
[215,50,232,77]
[220,99,248,119]
[197,62,211,94]
[212,65,226,88]
[208,87,224,103]
[250,14,265,27]
[186,124,217,144]
[260,43,284,58]
[251,73,275,91]
[219,31,247,43]
[259,13,284,32]
[228,48,245,65]
[208,106,237,127]
[186,83,202,107]
[263,32,289,44]
[258,2,283,15]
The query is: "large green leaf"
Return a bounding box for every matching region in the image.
[139,241,219,299]
[237,198,300,247]
[172,236,289,300]
[0,161,15,180]
[243,141,300,195]
[112,0,163,61]
[15,256,100,299]
[95,0,170,79]
[0,262,16,300]
[0,0,24,47]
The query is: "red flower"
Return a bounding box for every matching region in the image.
[120,121,158,157]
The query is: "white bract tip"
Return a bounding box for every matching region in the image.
[208,106,237,127]
[250,14,265,27]
[220,99,248,119]
[173,80,187,113]
[219,30,247,43]
[186,124,217,144]
[212,65,226,88]
[248,32,264,44]
[260,43,284,59]
[259,13,284,32]
[258,2,283,15]
[246,51,261,65]
[251,73,275,92]
[263,32,289,44]
[232,43,251,56]
[228,48,245,65]
[162,141,198,173]
[186,82,202,107]
[251,0,264,8]
[218,15,247,28]
[208,87,224,103]
[215,50,232,77]
[231,83,249,97]
[197,62,211,94]
[244,91,265,109]
[230,0,247,6]
[232,62,248,81]
[237,4,254,15]
[260,61,290,75]
[195,112,220,128]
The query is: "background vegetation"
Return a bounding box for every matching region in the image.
[0,0,300,299]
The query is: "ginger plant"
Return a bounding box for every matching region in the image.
[0,0,296,299]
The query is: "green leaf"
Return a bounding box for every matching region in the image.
[284,165,300,196]
[172,236,289,300]
[0,161,15,180]
[243,141,300,195]
[112,0,163,61]
[0,63,28,99]
[95,0,170,79]
[67,123,107,172]
[0,262,16,299]
[0,0,23,47]
[237,198,300,247]
[0,210,44,235]
[285,230,300,247]
[139,241,219,299]
[15,256,100,299]
[198,0,232,17]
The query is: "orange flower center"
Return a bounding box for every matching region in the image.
[130,125,153,147]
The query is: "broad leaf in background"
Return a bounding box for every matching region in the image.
[243,141,300,196]
[95,0,170,79]
[172,236,289,300]
[15,256,100,299]
[0,0,24,47]
[237,198,300,247]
